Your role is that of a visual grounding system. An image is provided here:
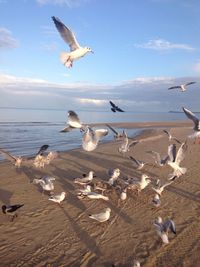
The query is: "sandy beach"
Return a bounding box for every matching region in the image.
[0,121,200,267]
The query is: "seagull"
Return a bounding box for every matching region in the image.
[106,124,124,141]
[2,204,24,222]
[146,150,169,167]
[120,187,127,201]
[154,216,176,244]
[52,16,93,68]
[33,154,46,168]
[127,174,151,194]
[152,193,161,207]
[163,130,181,144]
[33,176,55,194]
[36,144,49,155]
[89,207,111,222]
[182,107,200,144]
[168,81,196,92]
[74,171,95,185]
[60,110,84,132]
[109,101,124,112]
[78,191,109,201]
[49,192,66,205]
[133,260,140,267]
[129,156,147,170]
[0,148,23,168]
[167,141,187,178]
[82,126,108,152]
[152,180,173,196]
[118,131,139,156]
[77,185,92,194]
[107,168,120,185]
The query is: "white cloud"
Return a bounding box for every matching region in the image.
[77,98,107,106]
[0,27,19,50]
[135,39,195,51]
[36,0,89,7]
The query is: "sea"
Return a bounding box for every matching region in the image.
[0,108,187,158]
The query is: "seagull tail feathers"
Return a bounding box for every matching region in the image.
[60,52,71,68]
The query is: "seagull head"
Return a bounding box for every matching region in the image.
[86,47,94,53]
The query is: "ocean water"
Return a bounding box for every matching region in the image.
[0,108,187,158]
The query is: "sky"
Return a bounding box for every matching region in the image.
[0,0,200,112]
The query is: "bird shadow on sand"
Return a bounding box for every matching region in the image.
[106,201,133,224]
[168,185,200,203]
[21,166,47,183]
[51,165,88,212]
[0,188,13,205]
[60,206,102,257]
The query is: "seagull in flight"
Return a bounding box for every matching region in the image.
[168,81,196,92]
[0,148,23,168]
[129,156,147,170]
[152,180,173,196]
[52,16,93,68]
[182,107,200,144]
[106,124,124,141]
[60,110,85,132]
[154,216,176,244]
[82,126,108,151]
[167,141,187,178]
[118,131,139,156]
[109,101,124,112]
[163,130,181,144]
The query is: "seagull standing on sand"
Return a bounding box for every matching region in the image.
[167,141,187,179]
[82,126,108,152]
[154,216,176,244]
[2,204,24,222]
[107,168,120,185]
[60,110,84,132]
[74,171,95,185]
[152,193,161,207]
[168,81,196,92]
[127,174,151,194]
[89,207,111,222]
[52,16,93,68]
[182,107,200,144]
[49,192,66,205]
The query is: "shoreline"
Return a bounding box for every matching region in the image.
[1,122,199,266]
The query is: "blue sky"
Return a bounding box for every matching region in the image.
[0,0,200,112]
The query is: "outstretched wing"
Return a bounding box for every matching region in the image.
[185,81,196,86]
[52,16,80,51]
[168,144,176,162]
[0,149,17,162]
[164,219,176,234]
[106,124,119,135]
[168,86,181,90]
[116,107,124,112]
[129,156,140,166]
[37,145,49,155]
[182,107,200,131]
[109,101,116,108]
[175,142,187,165]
